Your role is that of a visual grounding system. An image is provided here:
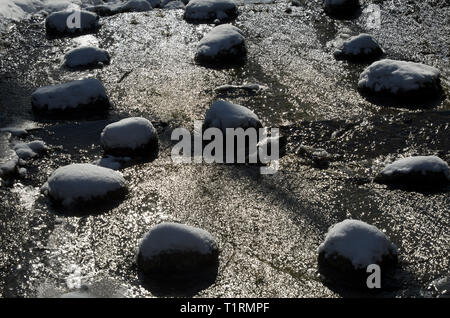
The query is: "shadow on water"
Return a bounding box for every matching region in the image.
[137,261,220,297]
[359,89,447,109]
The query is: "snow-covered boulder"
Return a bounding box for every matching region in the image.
[185,0,238,23]
[162,0,186,9]
[100,117,158,157]
[334,34,383,62]
[86,0,152,16]
[13,140,47,160]
[63,46,110,69]
[31,78,110,117]
[318,220,398,275]
[45,10,99,36]
[204,100,262,132]
[41,163,127,208]
[137,222,219,274]
[375,156,450,188]
[323,0,360,17]
[94,155,131,170]
[358,59,442,102]
[195,24,247,65]
[0,156,19,179]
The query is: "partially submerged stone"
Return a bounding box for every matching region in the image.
[323,0,360,18]
[358,59,442,103]
[63,46,110,69]
[334,33,383,62]
[41,163,127,208]
[195,24,247,66]
[375,156,450,188]
[13,140,47,160]
[31,78,110,117]
[185,0,238,23]
[100,117,159,157]
[45,10,99,36]
[318,219,398,280]
[137,222,219,274]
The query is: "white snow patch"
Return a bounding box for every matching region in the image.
[31,78,108,111]
[358,59,441,94]
[318,219,397,269]
[138,222,217,259]
[204,100,261,131]
[185,0,237,21]
[41,163,126,207]
[0,127,28,137]
[381,156,450,179]
[101,117,157,151]
[214,83,268,94]
[63,46,110,68]
[197,24,245,58]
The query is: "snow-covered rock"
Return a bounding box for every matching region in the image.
[358,59,442,102]
[161,0,185,9]
[195,24,247,65]
[63,46,110,69]
[45,10,99,36]
[31,78,110,117]
[13,140,47,160]
[41,163,127,208]
[0,127,28,137]
[86,0,152,16]
[318,219,398,273]
[94,155,131,170]
[0,156,19,179]
[323,0,360,17]
[375,156,450,187]
[100,117,158,157]
[137,222,219,274]
[204,100,262,132]
[185,0,238,22]
[334,33,383,62]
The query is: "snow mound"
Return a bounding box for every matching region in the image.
[0,127,28,137]
[41,163,127,207]
[204,100,262,132]
[334,33,383,61]
[185,0,238,22]
[45,9,99,36]
[100,117,158,157]
[13,140,47,160]
[318,219,398,270]
[137,222,219,274]
[358,59,442,101]
[31,78,110,116]
[196,24,246,65]
[324,0,360,17]
[375,156,450,187]
[63,46,110,68]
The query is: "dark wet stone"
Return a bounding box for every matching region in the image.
[323,0,360,19]
[45,10,100,36]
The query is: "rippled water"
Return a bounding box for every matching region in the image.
[0,0,449,298]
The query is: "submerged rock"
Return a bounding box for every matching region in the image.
[318,219,398,280]
[137,222,219,274]
[86,0,153,16]
[31,78,110,117]
[100,117,159,157]
[63,46,110,69]
[334,33,383,62]
[358,59,442,103]
[45,10,99,36]
[375,156,450,189]
[195,24,246,66]
[41,163,127,208]
[323,0,360,18]
[185,0,238,23]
